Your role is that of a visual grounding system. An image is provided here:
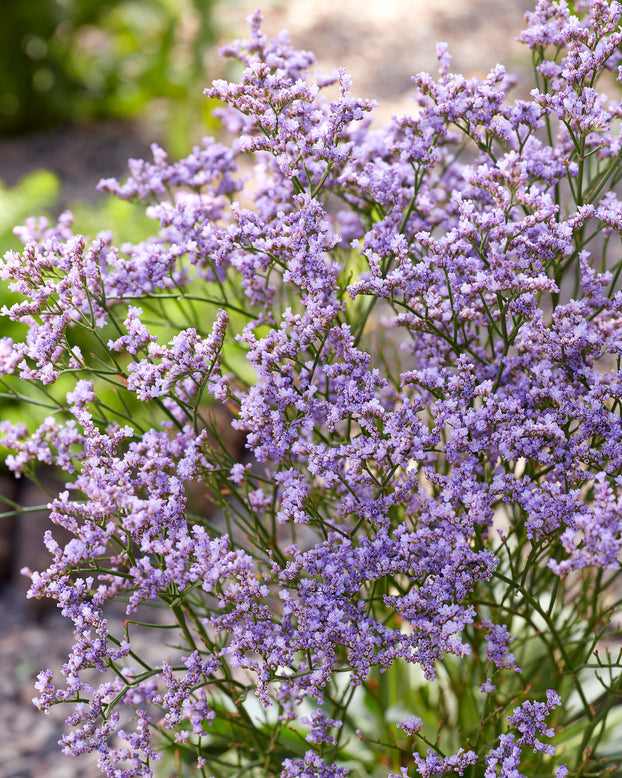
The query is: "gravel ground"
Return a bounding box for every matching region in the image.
[0,587,102,778]
[223,0,534,121]
[0,1,534,776]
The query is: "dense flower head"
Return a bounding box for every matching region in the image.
[2,1,622,776]
[508,690,562,755]
[280,751,350,777]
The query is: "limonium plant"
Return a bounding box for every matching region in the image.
[2,0,622,775]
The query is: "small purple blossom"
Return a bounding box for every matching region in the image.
[507,690,562,756]
[412,748,478,778]
[301,709,343,745]
[398,715,424,736]
[280,751,349,777]
[107,306,158,354]
[480,679,496,694]
[480,619,521,672]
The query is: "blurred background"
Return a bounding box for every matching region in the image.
[0,1,532,776]
[0,0,534,223]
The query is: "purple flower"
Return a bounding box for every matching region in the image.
[507,690,562,755]
[412,748,478,777]
[2,2,622,774]
[398,715,424,736]
[280,751,349,777]
[479,619,521,672]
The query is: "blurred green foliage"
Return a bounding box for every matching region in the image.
[0,170,154,445]
[0,0,223,448]
[0,170,60,250]
[0,171,63,436]
[0,171,243,454]
[0,169,153,251]
[0,0,218,153]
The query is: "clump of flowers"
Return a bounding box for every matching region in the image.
[2,1,622,776]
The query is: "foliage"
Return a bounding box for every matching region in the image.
[0,172,153,450]
[2,1,622,776]
[0,0,218,152]
[0,171,60,251]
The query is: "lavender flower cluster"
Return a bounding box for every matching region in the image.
[2,1,622,776]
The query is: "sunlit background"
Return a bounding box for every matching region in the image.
[0,0,533,191]
[0,0,533,135]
